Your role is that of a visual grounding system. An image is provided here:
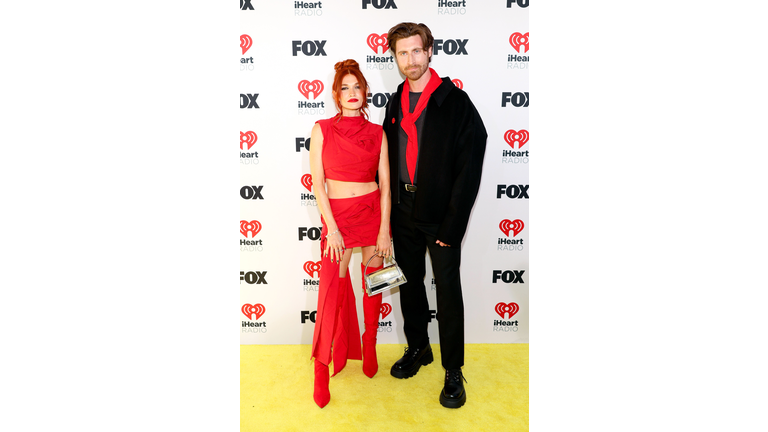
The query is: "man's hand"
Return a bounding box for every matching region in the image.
[436,240,450,247]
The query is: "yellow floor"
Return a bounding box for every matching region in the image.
[241,343,528,431]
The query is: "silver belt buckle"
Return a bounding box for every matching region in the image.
[404,184,417,192]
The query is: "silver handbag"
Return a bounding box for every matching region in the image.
[363,254,407,297]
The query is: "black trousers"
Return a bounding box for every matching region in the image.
[391,188,464,370]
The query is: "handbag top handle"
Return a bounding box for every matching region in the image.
[364,253,398,275]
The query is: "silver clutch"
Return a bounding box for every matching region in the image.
[363,254,407,297]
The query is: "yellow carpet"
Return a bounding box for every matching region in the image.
[241,343,528,431]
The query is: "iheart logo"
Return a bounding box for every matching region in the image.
[240,220,262,238]
[509,32,529,53]
[242,303,265,320]
[380,303,392,319]
[298,80,324,100]
[452,79,463,90]
[303,261,321,278]
[504,129,529,149]
[495,302,519,319]
[240,131,257,150]
[499,219,524,237]
[301,174,313,192]
[367,33,389,54]
[240,34,253,55]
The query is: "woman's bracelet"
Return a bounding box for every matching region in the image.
[326,229,339,239]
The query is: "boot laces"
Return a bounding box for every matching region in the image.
[446,369,467,384]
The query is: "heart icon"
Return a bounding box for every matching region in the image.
[504,129,529,149]
[303,261,321,278]
[240,220,262,238]
[240,34,253,55]
[366,33,389,54]
[509,32,529,53]
[240,131,257,150]
[495,302,519,319]
[298,80,324,100]
[499,219,524,237]
[380,303,392,319]
[301,174,313,192]
[242,303,265,320]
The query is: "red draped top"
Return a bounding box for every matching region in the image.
[317,114,383,182]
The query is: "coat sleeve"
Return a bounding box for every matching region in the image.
[437,95,487,246]
[383,89,402,205]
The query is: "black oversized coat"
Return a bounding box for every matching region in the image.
[383,77,487,246]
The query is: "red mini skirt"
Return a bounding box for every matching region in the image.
[320,189,381,250]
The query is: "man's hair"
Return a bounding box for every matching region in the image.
[387,22,434,61]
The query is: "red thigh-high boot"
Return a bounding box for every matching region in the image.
[361,263,383,378]
[332,272,362,376]
[313,359,330,408]
[311,248,338,408]
[314,283,338,409]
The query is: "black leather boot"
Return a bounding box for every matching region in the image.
[439,368,467,408]
[390,344,433,379]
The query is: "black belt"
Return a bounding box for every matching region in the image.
[403,183,417,192]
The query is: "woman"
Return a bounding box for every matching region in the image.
[309,59,392,408]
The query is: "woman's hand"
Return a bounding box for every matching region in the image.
[324,230,346,263]
[375,233,393,258]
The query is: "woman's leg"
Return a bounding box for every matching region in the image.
[312,249,342,408]
[313,249,357,406]
[331,248,362,376]
[338,247,353,277]
[360,246,384,377]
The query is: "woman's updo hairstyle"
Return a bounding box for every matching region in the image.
[332,59,370,119]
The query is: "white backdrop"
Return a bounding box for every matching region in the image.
[240,0,529,345]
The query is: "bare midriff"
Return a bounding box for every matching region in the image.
[326,179,378,199]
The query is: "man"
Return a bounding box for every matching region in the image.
[383,22,487,409]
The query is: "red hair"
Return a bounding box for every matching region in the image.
[332,59,370,120]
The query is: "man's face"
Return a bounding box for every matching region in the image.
[394,35,432,82]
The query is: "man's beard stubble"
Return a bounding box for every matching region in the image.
[403,61,429,82]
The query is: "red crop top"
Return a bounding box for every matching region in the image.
[317,115,383,182]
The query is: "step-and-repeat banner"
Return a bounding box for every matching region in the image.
[240,1,529,345]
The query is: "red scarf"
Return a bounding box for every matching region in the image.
[401,68,442,184]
